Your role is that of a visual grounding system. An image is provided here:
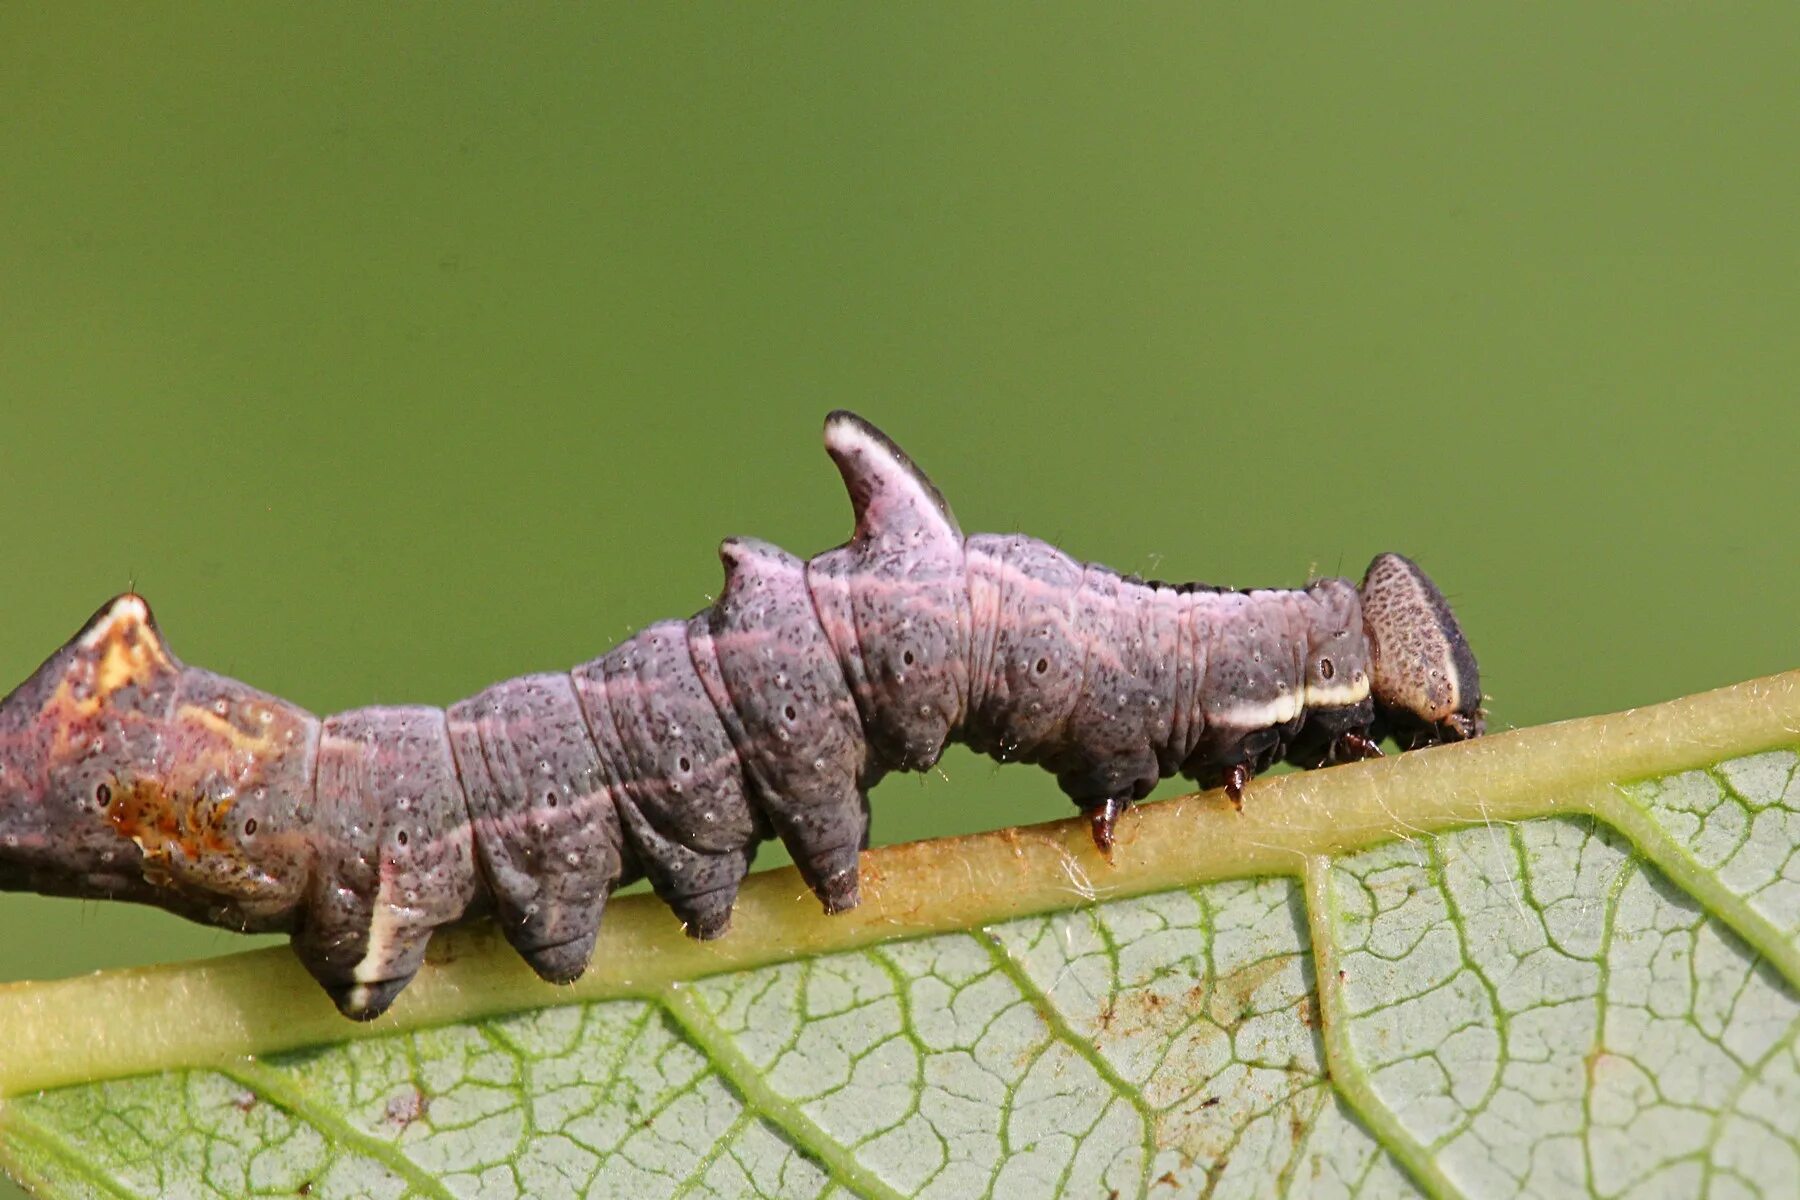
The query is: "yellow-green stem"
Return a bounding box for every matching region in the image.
[0,669,1794,1098]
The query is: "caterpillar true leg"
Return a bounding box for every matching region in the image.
[1222,763,1253,811]
[1087,796,1129,856]
[1337,731,1386,762]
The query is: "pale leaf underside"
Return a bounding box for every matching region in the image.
[1,671,1797,1199]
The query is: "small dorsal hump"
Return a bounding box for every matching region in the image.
[822,410,962,544]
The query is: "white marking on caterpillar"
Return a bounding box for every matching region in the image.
[1305,677,1373,711]
[77,594,151,650]
[1208,691,1308,730]
[347,879,402,1015]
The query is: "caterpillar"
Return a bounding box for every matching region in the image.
[0,412,1482,1019]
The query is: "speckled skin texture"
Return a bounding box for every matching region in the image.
[0,412,1482,1018]
[1358,552,1485,743]
[301,706,479,1015]
[696,539,869,913]
[447,673,629,986]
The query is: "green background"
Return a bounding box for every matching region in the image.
[0,3,1795,1148]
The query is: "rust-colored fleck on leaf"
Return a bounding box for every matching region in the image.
[382,1088,429,1129]
[1214,954,1286,1023]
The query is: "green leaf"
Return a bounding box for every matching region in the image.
[2,671,1798,1199]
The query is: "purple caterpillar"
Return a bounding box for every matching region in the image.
[0,413,1481,1019]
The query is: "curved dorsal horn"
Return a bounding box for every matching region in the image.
[822,410,962,544]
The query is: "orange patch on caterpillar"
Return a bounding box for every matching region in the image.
[102,777,237,866]
[173,703,290,762]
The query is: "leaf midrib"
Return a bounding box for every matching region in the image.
[0,669,1795,1099]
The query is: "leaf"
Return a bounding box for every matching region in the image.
[1,671,1797,1199]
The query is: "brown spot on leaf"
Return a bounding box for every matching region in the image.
[1585,1046,1624,1085]
[1214,955,1285,1023]
[383,1088,429,1129]
[1093,978,1228,1051]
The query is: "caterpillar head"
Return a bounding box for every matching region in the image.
[1358,553,1484,746]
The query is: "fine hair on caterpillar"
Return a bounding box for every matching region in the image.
[0,412,1483,1019]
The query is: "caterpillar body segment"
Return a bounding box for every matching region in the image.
[0,412,1483,1018]
[701,537,871,913]
[446,672,625,987]
[301,706,478,1018]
